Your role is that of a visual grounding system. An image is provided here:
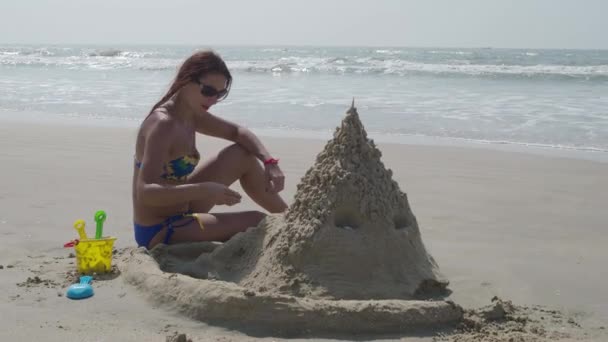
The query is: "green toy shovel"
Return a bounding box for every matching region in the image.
[94,210,107,239]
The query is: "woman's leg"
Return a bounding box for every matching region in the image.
[187,143,287,213]
[147,211,266,249]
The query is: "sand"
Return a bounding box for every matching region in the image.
[1,115,608,341]
[121,104,461,335]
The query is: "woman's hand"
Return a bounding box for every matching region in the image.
[265,164,285,193]
[200,182,242,206]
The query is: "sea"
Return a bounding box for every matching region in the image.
[1,44,607,160]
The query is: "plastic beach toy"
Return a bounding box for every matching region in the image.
[64,210,117,275]
[73,219,88,240]
[64,236,117,274]
[66,275,94,299]
[94,210,106,239]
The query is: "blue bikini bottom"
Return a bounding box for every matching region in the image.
[134,211,202,249]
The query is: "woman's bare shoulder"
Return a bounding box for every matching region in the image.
[136,109,179,158]
[141,108,179,136]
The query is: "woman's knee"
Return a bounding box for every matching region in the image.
[221,143,257,167]
[206,210,266,229]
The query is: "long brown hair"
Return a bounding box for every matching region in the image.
[148,50,232,115]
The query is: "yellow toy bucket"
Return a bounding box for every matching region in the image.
[73,237,116,274]
[64,237,117,274]
[65,212,116,274]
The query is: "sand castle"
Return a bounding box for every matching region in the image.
[122,102,463,335]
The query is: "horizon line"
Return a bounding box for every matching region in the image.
[1,42,607,51]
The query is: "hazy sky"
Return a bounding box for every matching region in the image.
[1,0,606,49]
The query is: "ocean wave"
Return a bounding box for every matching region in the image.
[2,49,607,80]
[228,58,608,80]
[261,48,289,53]
[86,49,151,58]
[88,49,123,57]
[428,50,473,56]
[0,54,177,71]
[375,49,403,55]
[0,47,54,57]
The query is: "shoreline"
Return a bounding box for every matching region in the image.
[2,109,607,164]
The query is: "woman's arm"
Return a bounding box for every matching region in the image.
[194,111,285,192]
[194,111,273,162]
[136,115,240,206]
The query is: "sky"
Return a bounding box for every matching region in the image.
[1,0,606,49]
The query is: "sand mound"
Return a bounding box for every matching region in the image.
[122,102,463,334]
[231,101,449,300]
[123,244,461,335]
[434,297,582,342]
[166,332,193,342]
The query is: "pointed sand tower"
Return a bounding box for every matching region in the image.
[212,100,449,300]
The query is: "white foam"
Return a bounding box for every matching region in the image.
[226,57,608,79]
[1,46,606,80]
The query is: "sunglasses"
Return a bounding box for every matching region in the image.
[194,80,228,101]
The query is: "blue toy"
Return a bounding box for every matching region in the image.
[66,276,94,300]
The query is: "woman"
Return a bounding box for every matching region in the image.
[132,50,288,250]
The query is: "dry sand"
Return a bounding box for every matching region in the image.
[1,116,607,341]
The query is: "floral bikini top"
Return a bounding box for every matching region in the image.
[135,150,200,181]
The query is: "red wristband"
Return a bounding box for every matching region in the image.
[263,157,279,165]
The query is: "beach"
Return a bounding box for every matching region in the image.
[1,119,607,341]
